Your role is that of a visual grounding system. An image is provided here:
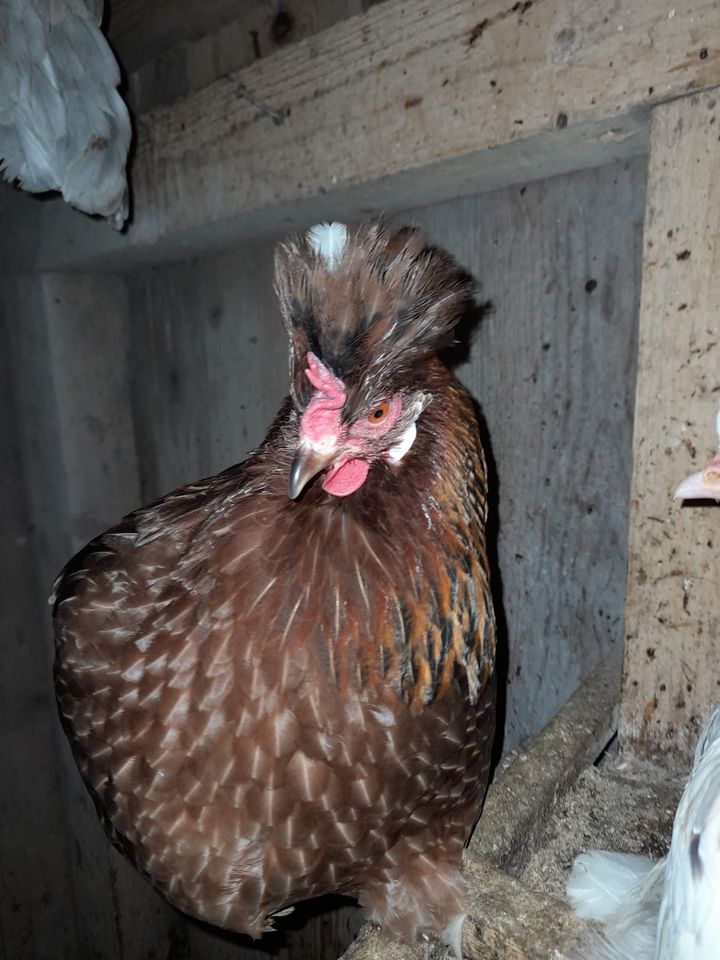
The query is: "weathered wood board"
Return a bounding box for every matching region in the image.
[621,91,720,760]
[407,160,644,749]
[4,0,717,272]
[1,275,186,959]
[0,295,79,960]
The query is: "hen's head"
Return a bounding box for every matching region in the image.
[274,221,473,498]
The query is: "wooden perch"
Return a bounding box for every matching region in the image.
[470,656,620,872]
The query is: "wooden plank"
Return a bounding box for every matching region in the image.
[0,294,79,960]
[409,159,644,752]
[3,276,126,960]
[621,91,720,761]
[4,0,718,272]
[470,658,620,870]
[2,274,184,958]
[126,241,285,497]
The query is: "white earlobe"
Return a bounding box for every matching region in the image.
[387,422,417,464]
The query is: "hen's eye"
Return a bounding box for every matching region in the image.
[367,402,389,424]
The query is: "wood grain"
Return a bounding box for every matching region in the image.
[621,91,720,760]
[1,274,185,959]
[0,288,79,960]
[407,159,644,750]
[4,0,717,272]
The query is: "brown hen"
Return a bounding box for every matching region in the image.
[54,221,497,954]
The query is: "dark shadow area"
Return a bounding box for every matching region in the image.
[441,295,509,774]
[182,895,361,957]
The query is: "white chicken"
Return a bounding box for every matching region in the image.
[566,704,720,959]
[0,0,130,227]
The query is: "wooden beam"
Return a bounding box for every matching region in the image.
[5,0,720,272]
[621,91,720,761]
[470,657,620,870]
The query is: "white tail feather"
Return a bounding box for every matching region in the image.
[567,852,656,922]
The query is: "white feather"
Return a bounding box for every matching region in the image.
[567,852,658,922]
[441,914,465,960]
[386,421,417,465]
[306,222,348,270]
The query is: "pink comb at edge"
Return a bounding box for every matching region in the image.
[305,353,346,407]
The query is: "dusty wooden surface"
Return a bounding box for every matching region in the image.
[4,0,717,271]
[409,160,643,750]
[621,91,720,761]
[470,658,620,871]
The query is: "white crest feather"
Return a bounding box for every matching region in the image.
[306,222,348,270]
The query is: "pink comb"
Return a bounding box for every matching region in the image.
[300,354,347,446]
[305,353,346,407]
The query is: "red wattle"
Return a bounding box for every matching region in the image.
[322,459,370,497]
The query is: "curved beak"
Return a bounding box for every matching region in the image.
[674,465,720,501]
[288,446,336,500]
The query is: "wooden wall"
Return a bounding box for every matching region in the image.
[0,157,644,959]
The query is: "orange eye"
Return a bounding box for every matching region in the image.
[367,402,389,424]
